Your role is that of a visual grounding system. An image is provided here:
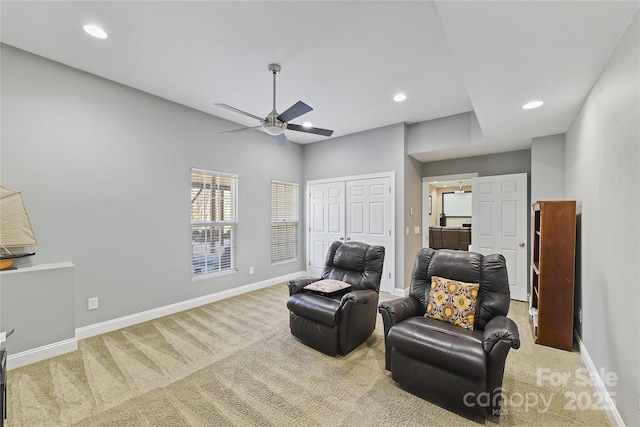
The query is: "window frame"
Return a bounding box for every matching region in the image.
[270,179,299,264]
[191,168,238,279]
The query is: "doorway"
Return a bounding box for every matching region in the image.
[421,173,478,248]
[421,172,528,302]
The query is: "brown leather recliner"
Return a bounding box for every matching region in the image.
[287,241,385,356]
[379,248,520,418]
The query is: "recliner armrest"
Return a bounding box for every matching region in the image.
[378,297,422,370]
[482,316,520,353]
[378,297,422,337]
[379,297,422,323]
[341,289,378,306]
[288,278,321,296]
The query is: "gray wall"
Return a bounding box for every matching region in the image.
[421,149,531,180]
[302,123,408,290]
[531,134,565,204]
[565,12,639,426]
[407,111,482,158]
[1,45,305,329]
[403,128,424,288]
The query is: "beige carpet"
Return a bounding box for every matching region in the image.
[6,283,610,426]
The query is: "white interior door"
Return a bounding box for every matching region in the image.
[308,181,345,278]
[346,177,393,294]
[307,174,394,294]
[472,173,528,301]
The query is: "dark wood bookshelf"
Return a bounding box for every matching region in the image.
[530,200,576,351]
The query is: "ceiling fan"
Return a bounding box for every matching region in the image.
[215,63,334,146]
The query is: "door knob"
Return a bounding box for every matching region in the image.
[346,237,351,241]
[339,237,344,240]
[519,242,525,247]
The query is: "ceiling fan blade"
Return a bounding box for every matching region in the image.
[214,103,263,122]
[220,125,262,135]
[277,101,312,123]
[275,133,289,146]
[286,123,334,137]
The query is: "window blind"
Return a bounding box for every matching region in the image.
[191,169,238,277]
[271,180,298,263]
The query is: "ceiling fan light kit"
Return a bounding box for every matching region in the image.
[263,124,285,136]
[216,63,334,145]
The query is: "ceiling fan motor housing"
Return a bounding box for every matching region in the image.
[263,110,286,135]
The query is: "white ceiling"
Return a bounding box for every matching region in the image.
[1,1,637,161]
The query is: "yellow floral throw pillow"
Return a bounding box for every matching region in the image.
[425,276,480,330]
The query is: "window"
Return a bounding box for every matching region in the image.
[191,169,237,277]
[271,180,299,263]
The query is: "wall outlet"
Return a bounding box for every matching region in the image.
[577,307,582,323]
[88,297,99,311]
[249,266,254,275]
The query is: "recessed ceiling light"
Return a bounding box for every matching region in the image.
[522,100,543,110]
[302,122,312,128]
[393,93,406,102]
[83,24,108,39]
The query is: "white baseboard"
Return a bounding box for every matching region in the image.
[575,330,625,427]
[76,271,305,340]
[7,272,304,370]
[7,338,78,370]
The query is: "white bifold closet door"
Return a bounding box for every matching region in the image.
[308,175,393,294]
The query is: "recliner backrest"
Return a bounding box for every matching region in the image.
[408,248,510,330]
[322,241,385,292]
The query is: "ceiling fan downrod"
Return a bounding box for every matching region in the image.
[264,63,285,135]
[268,63,281,115]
